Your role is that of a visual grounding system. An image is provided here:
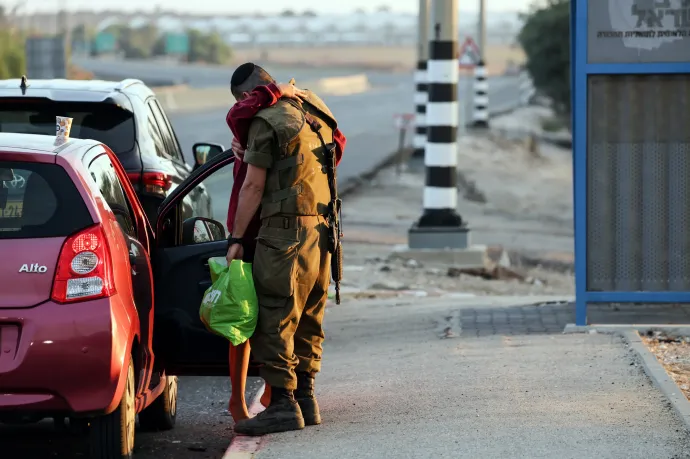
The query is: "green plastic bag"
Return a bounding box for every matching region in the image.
[199,257,258,346]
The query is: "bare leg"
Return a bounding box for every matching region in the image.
[260,382,271,408]
[229,341,251,422]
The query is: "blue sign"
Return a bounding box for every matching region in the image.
[93,32,117,54]
[165,33,189,55]
[572,0,690,325]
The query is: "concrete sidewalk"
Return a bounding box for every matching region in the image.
[253,296,690,459]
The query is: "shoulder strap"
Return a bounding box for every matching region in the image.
[298,106,343,305]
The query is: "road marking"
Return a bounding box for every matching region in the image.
[223,382,267,459]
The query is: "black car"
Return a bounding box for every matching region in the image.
[0,77,213,223]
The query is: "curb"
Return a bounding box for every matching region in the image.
[223,382,267,458]
[564,324,690,335]
[622,330,690,428]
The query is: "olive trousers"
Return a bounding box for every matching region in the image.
[250,215,331,391]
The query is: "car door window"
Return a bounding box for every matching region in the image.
[157,158,234,248]
[88,154,137,239]
[147,105,168,160]
[148,100,183,163]
[150,100,185,163]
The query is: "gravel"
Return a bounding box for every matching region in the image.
[339,107,576,299]
[642,333,690,400]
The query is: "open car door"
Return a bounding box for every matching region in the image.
[152,150,258,376]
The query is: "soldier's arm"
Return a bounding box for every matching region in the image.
[230,118,274,239]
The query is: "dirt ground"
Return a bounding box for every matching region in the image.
[232,44,525,75]
[642,334,690,401]
[335,106,575,300]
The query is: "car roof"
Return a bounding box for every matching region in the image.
[0,132,99,155]
[0,78,152,103]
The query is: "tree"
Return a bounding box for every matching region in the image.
[186,29,232,65]
[280,9,296,17]
[517,0,570,122]
[0,6,26,80]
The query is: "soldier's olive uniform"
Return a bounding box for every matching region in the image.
[243,91,337,391]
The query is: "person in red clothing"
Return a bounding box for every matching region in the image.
[226,77,352,422]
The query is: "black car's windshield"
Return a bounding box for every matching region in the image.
[0,101,135,155]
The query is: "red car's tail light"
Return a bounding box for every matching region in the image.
[51,224,116,304]
[127,171,172,197]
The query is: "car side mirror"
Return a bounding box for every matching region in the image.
[182,217,226,245]
[192,142,225,166]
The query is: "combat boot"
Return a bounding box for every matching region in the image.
[295,372,321,426]
[233,387,305,436]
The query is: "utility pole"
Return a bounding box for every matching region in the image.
[472,0,489,128]
[413,0,430,158]
[408,0,469,250]
[62,0,71,76]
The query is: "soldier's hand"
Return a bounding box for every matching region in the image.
[277,82,307,101]
[226,243,244,264]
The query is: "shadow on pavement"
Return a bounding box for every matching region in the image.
[1,376,263,459]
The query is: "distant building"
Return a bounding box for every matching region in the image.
[14,9,523,47]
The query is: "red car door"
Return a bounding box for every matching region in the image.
[95,146,158,395]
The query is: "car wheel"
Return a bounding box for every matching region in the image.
[89,359,136,459]
[138,374,178,431]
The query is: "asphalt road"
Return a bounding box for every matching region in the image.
[0,377,263,459]
[170,75,521,224]
[75,59,522,213]
[254,297,690,458]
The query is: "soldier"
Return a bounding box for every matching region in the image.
[225,78,310,422]
[225,62,344,435]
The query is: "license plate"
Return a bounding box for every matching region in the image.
[0,201,22,218]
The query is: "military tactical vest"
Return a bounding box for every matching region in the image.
[255,91,338,219]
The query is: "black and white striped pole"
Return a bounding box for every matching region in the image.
[472,0,489,128]
[471,61,489,128]
[409,0,468,250]
[413,0,430,158]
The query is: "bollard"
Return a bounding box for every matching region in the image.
[472,60,489,128]
[413,0,431,158]
[408,0,469,250]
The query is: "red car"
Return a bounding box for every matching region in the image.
[0,133,237,458]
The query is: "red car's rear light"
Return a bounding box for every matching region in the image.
[51,224,116,304]
[127,171,172,197]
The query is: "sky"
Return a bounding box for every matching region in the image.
[13,0,532,15]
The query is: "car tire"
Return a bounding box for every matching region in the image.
[138,374,178,431]
[89,359,136,459]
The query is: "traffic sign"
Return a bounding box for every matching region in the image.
[458,36,480,69]
[394,113,415,129]
[94,32,117,54]
[165,33,190,56]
